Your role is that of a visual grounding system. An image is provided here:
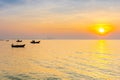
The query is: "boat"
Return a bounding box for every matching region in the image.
[30,40,40,44]
[11,44,25,48]
[6,40,9,42]
[16,40,22,42]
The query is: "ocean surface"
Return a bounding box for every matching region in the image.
[0,40,120,80]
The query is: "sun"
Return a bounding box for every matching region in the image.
[90,23,113,35]
[99,27,105,33]
[98,27,107,35]
[96,24,111,35]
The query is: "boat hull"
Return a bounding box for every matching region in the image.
[11,44,25,48]
[30,41,40,44]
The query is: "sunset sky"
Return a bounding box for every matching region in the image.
[0,0,120,39]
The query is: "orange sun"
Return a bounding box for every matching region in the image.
[99,27,105,34]
[90,23,114,35]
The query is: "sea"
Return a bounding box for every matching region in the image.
[0,40,120,80]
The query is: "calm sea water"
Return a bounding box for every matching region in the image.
[0,40,120,80]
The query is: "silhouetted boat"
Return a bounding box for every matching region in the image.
[30,40,40,44]
[16,40,22,42]
[11,44,25,48]
[6,40,9,42]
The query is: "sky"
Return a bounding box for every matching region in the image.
[0,0,120,39]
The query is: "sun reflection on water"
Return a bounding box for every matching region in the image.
[88,40,118,80]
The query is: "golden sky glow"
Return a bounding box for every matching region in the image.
[0,0,119,39]
[90,23,114,36]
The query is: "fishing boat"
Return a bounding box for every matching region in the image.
[11,44,25,48]
[6,40,9,42]
[30,40,40,44]
[16,40,22,42]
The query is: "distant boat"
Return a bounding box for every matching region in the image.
[16,40,22,42]
[11,44,25,48]
[30,40,40,44]
[6,40,9,42]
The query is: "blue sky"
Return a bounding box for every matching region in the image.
[0,0,120,39]
[1,0,120,17]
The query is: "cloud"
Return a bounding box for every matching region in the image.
[0,0,120,12]
[0,0,120,20]
[1,0,120,23]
